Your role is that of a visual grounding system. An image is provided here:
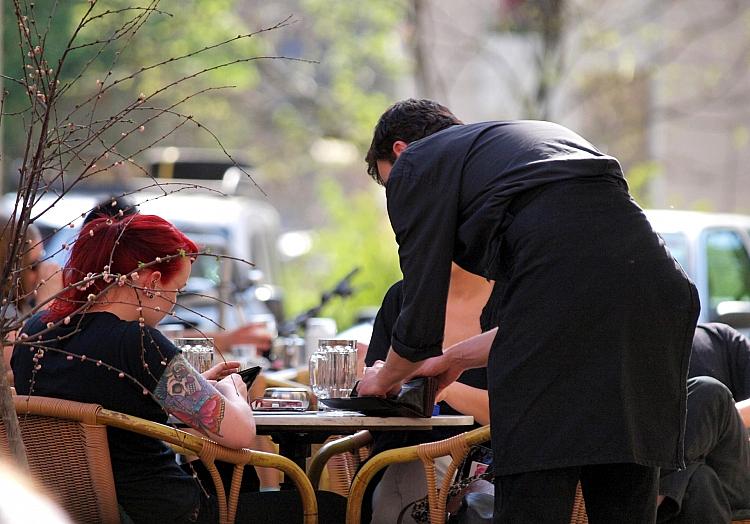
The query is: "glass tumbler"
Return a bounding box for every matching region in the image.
[171,337,215,373]
[309,339,358,405]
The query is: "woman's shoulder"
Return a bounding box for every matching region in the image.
[18,310,47,337]
[76,312,178,361]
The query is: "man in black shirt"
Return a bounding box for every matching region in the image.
[356,99,700,523]
[657,323,750,523]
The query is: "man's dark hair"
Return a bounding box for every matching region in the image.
[365,98,462,184]
[82,196,138,225]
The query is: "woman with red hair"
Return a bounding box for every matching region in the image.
[12,214,256,523]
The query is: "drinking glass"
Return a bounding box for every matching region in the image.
[171,337,215,373]
[309,339,358,408]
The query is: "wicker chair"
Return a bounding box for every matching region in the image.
[1,395,318,524]
[308,430,374,496]
[341,425,590,524]
[342,425,489,524]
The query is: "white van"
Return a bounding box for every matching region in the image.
[1,190,284,333]
[645,209,750,333]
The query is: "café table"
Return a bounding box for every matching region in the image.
[253,411,474,486]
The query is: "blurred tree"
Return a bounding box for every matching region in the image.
[2,0,266,162]
[3,1,408,328]
[279,177,401,331]
[406,0,750,211]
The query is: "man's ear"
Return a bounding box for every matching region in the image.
[393,140,408,158]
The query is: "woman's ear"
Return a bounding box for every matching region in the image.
[140,270,161,298]
[149,270,162,285]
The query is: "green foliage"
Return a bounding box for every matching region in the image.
[624,160,662,208]
[279,176,401,331]
[2,0,408,331]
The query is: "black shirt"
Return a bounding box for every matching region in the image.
[689,323,750,402]
[384,120,699,474]
[13,311,201,523]
[385,121,623,362]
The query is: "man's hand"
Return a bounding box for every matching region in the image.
[212,322,274,353]
[416,353,463,394]
[357,361,401,397]
[356,350,422,397]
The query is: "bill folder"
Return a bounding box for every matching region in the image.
[320,376,438,418]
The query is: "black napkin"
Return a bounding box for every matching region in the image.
[320,377,438,418]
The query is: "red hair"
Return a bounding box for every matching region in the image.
[46,214,198,322]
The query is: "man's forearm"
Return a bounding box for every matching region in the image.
[736,398,750,427]
[377,349,423,389]
[444,328,497,369]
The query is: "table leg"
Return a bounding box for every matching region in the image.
[271,432,311,490]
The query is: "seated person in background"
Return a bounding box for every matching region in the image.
[364,263,493,524]
[658,323,750,523]
[11,214,348,524]
[1,214,62,382]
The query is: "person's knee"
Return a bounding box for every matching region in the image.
[676,465,732,524]
[687,376,736,426]
[688,376,734,406]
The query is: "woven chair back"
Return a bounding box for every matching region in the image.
[0,396,120,523]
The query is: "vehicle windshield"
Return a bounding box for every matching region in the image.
[660,232,690,271]
[705,229,750,310]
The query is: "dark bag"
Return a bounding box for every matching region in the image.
[397,445,494,524]
[449,493,494,524]
[321,377,438,418]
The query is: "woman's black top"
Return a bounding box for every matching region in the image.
[385,121,700,474]
[13,311,201,523]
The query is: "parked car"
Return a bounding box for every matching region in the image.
[645,209,750,334]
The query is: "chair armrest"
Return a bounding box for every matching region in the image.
[346,425,490,524]
[308,430,373,489]
[96,408,318,524]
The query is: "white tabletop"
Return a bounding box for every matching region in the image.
[253,413,474,432]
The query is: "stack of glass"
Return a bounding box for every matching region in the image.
[171,337,215,373]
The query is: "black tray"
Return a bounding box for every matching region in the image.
[320,377,437,418]
[319,396,429,417]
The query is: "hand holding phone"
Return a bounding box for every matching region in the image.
[237,366,262,387]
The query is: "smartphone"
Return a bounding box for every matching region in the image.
[237,366,262,387]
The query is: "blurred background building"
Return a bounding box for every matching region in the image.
[406,0,750,212]
[2,0,749,329]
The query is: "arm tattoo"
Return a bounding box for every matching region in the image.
[154,354,226,437]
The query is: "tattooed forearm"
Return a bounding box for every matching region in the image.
[154,354,226,437]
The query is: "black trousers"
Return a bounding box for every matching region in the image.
[658,376,750,523]
[494,463,659,524]
[187,460,347,524]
